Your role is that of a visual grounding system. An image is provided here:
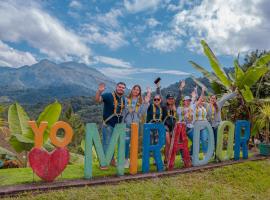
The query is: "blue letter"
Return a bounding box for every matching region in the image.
[142,123,166,173]
[234,120,250,160]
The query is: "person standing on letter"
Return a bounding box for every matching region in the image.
[95,82,126,167]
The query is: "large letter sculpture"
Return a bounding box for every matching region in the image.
[142,123,166,173]
[130,123,139,175]
[216,121,235,161]
[234,120,250,160]
[168,122,191,170]
[28,121,73,182]
[84,123,126,179]
[192,121,214,166]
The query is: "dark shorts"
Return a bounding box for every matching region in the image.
[165,125,174,134]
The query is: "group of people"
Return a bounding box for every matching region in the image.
[95,79,237,168]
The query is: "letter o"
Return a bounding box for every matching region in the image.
[49,121,73,148]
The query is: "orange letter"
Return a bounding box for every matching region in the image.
[28,121,48,149]
[130,123,138,175]
[49,121,73,148]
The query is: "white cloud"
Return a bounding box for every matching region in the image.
[146,18,160,28]
[0,40,37,67]
[96,56,189,78]
[172,0,270,55]
[147,32,182,52]
[81,24,128,50]
[124,0,162,13]
[0,1,91,63]
[95,9,123,28]
[69,1,82,9]
[99,66,189,78]
[95,56,132,68]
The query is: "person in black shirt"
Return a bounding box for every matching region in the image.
[156,80,184,164]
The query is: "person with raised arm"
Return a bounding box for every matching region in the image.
[122,85,151,168]
[192,86,209,156]
[205,87,238,151]
[177,81,197,154]
[155,79,183,164]
[95,82,126,168]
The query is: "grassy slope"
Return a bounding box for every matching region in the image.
[3,159,270,200]
[0,158,169,186]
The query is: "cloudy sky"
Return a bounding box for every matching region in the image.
[0,0,269,88]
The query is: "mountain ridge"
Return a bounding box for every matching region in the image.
[0,59,115,103]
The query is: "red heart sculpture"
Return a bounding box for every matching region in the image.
[29,147,69,182]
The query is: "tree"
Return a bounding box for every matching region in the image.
[62,104,85,154]
[190,40,270,103]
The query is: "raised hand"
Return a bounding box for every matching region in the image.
[98,83,105,93]
[144,95,151,103]
[202,86,206,93]
[146,87,151,95]
[179,80,185,91]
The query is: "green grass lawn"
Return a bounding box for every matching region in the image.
[0,152,253,186]
[2,159,270,200]
[0,157,182,186]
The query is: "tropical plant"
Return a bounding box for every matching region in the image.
[62,104,85,154]
[255,103,270,143]
[190,40,270,103]
[7,101,62,165]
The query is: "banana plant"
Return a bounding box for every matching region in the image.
[8,101,62,153]
[190,40,270,102]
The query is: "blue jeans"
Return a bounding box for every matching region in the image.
[188,128,208,154]
[102,125,114,155]
[213,127,218,150]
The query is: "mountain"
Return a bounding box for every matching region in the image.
[160,77,212,98]
[0,60,115,104]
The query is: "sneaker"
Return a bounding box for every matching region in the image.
[124,159,130,168]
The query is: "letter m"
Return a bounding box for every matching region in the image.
[84,123,125,179]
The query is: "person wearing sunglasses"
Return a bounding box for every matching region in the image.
[146,92,163,149]
[155,80,183,165]
[122,85,151,168]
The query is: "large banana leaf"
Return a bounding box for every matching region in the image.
[8,103,31,138]
[240,85,254,102]
[228,72,235,82]
[234,59,244,87]
[189,61,222,84]
[9,135,33,153]
[238,53,270,88]
[211,81,223,95]
[238,65,269,88]
[253,52,270,67]
[37,101,62,143]
[201,40,231,88]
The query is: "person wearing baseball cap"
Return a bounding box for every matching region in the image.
[155,79,184,165]
[176,83,197,156]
